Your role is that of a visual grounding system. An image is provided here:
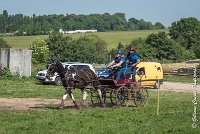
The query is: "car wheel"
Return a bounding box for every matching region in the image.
[55,77,62,86]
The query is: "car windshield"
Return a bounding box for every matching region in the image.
[96,69,109,74]
[65,65,90,70]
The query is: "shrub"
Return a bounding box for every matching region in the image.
[1,67,13,78]
[30,39,49,64]
[46,32,108,63]
[0,38,11,48]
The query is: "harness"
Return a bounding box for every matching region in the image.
[65,67,91,85]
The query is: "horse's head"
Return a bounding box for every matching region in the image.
[46,62,58,80]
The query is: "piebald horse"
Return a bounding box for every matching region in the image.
[46,60,103,109]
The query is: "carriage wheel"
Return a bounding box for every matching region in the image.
[116,86,129,107]
[90,88,106,107]
[134,87,148,107]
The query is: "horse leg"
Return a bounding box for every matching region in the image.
[67,81,79,110]
[80,88,87,107]
[59,89,68,107]
[97,88,106,108]
[68,91,80,110]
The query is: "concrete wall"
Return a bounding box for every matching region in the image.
[0,48,10,68]
[0,48,32,77]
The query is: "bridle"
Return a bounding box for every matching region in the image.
[47,64,57,77]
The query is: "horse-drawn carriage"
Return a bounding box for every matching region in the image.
[90,69,148,108]
[46,60,148,109]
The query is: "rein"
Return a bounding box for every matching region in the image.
[58,70,67,77]
[47,65,57,76]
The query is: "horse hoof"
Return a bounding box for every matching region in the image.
[59,104,64,108]
[79,100,85,107]
[101,103,106,108]
[76,106,80,110]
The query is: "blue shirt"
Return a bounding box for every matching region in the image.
[114,57,126,69]
[127,53,139,66]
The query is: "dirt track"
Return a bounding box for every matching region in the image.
[160,82,200,93]
[0,98,74,110]
[0,82,199,111]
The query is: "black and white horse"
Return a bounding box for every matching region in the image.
[46,60,103,109]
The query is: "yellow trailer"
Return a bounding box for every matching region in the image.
[135,62,163,88]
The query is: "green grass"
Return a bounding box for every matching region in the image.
[0,78,69,99]
[164,75,200,84]
[2,30,166,50]
[2,35,49,49]
[0,78,199,133]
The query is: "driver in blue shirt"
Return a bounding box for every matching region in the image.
[126,47,140,82]
[107,49,126,82]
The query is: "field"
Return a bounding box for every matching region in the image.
[2,30,166,50]
[0,78,199,134]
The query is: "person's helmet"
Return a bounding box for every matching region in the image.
[129,47,136,51]
[117,49,123,55]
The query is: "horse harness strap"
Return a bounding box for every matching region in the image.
[77,69,92,84]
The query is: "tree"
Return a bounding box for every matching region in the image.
[46,32,108,63]
[72,35,108,63]
[3,10,8,18]
[128,18,139,30]
[2,10,8,33]
[154,22,165,29]
[46,32,72,61]
[146,32,184,62]
[30,39,49,63]
[0,38,11,48]
[0,15,5,33]
[169,17,200,58]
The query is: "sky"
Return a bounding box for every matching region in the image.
[0,0,199,26]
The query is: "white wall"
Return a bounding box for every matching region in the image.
[0,48,32,77]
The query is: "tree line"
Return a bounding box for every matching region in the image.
[1,17,200,63]
[110,17,200,61]
[0,10,165,35]
[29,16,200,64]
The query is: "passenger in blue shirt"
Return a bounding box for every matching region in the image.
[107,49,126,82]
[126,47,140,82]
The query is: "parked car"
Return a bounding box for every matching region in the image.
[36,62,95,85]
[95,68,110,79]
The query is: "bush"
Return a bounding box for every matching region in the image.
[30,39,49,64]
[146,32,185,62]
[46,32,108,63]
[119,32,194,63]
[0,38,11,48]
[1,67,13,78]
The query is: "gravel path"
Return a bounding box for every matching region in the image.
[160,82,200,93]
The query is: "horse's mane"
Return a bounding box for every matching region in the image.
[56,61,66,77]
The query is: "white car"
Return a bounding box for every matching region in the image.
[36,62,95,85]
